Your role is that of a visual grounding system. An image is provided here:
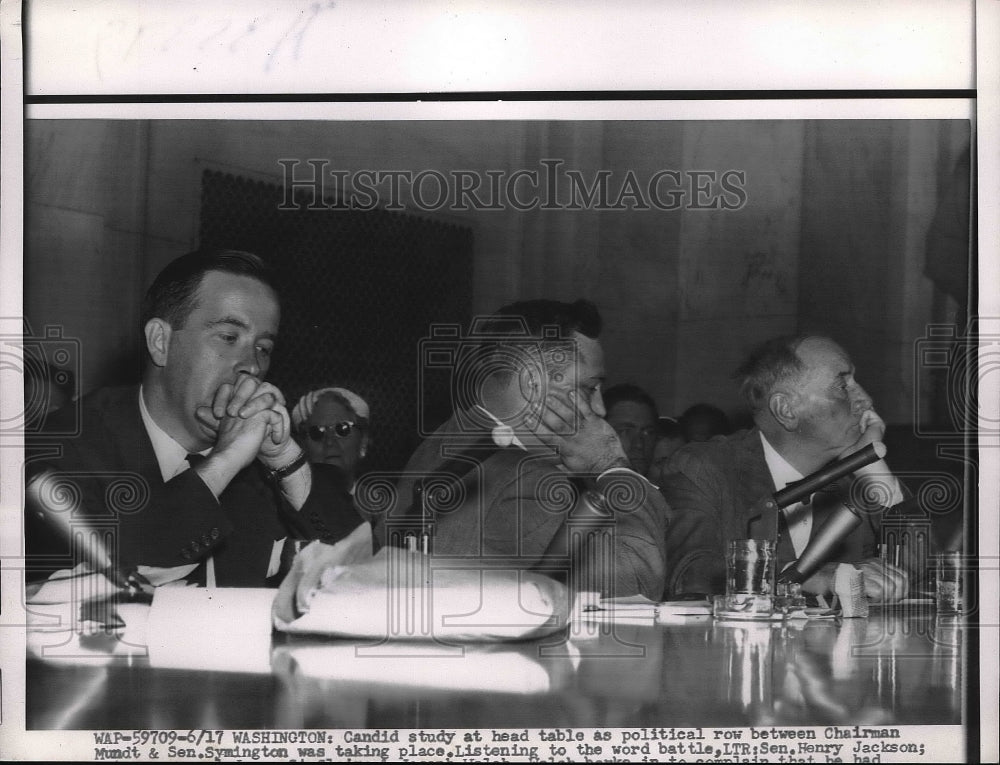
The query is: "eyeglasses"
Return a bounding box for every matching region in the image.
[303,421,356,441]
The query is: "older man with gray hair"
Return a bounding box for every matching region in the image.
[660,334,909,601]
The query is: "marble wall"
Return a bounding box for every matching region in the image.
[24,118,968,425]
[25,121,149,392]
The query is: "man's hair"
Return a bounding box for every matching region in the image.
[484,299,602,340]
[733,334,812,413]
[140,249,277,331]
[679,402,731,440]
[603,383,659,419]
[656,416,683,441]
[473,299,602,380]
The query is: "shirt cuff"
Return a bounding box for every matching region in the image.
[597,466,652,484]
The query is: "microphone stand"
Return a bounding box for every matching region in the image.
[744,441,887,584]
[25,468,153,604]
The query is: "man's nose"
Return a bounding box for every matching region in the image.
[851,383,873,413]
[234,348,263,378]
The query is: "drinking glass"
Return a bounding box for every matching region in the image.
[935,550,964,615]
[712,539,776,620]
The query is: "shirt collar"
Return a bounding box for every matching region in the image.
[475,405,527,450]
[139,385,208,482]
[759,430,804,492]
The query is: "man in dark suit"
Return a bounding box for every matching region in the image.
[26,249,361,587]
[661,335,909,601]
[369,299,667,600]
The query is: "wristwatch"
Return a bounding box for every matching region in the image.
[269,451,308,482]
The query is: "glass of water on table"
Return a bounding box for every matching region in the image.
[935,550,964,616]
[713,539,777,620]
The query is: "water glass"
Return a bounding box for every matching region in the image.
[935,551,964,615]
[713,539,777,620]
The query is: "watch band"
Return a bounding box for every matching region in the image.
[269,450,308,482]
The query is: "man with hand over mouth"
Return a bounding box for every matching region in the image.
[275,299,668,619]
[28,249,362,587]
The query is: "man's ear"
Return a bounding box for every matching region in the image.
[768,391,799,431]
[517,362,543,403]
[144,318,172,368]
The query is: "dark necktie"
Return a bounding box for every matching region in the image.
[776,506,797,568]
[277,536,299,582]
[183,453,210,586]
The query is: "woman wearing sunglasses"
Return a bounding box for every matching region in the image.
[291,387,371,490]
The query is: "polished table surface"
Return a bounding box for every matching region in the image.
[27,604,965,731]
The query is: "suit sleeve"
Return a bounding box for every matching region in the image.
[126,463,360,570]
[30,442,361,573]
[658,455,729,596]
[278,462,363,545]
[27,446,235,571]
[434,463,667,601]
[592,470,668,600]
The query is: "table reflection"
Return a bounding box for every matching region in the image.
[27,609,964,730]
[716,621,775,721]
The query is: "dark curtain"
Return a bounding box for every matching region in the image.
[199,170,474,474]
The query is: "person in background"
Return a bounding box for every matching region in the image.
[679,402,732,443]
[646,416,686,486]
[292,387,371,490]
[603,383,659,478]
[660,335,909,602]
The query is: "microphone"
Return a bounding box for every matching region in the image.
[777,502,863,584]
[748,441,886,539]
[774,441,886,508]
[25,467,149,595]
[25,467,115,578]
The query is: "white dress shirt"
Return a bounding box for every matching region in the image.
[759,431,904,558]
[759,432,813,557]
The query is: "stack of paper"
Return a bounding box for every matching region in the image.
[586,595,713,623]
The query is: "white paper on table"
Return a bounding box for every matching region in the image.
[146,587,275,673]
[599,595,713,617]
[657,600,714,616]
[277,549,569,642]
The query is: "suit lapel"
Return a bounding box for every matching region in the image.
[104,386,164,487]
[736,429,777,540]
[403,411,502,518]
